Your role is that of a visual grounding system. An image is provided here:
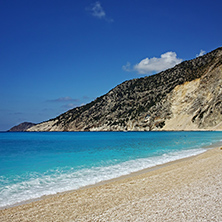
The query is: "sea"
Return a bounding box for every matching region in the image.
[0,131,222,208]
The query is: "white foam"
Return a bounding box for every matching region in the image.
[0,148,206,208]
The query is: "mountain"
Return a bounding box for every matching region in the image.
[27,47,222,131]
[9,122,36,132]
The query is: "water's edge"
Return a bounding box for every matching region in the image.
[1,140,221,211]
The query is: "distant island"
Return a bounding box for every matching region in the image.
[8,122,36,132]
[10,47,222,132]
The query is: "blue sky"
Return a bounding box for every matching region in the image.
[0,0,221,131]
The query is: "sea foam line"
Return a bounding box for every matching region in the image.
[0,148,206,208]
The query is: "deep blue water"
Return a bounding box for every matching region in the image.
[0,131,222,208]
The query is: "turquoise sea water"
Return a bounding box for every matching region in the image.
[0,131,222,208]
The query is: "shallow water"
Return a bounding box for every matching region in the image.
[0,131,222,208]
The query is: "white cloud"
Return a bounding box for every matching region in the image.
[133,52,183,74]
[61,103,77,109]
[196,49,206,57]
[122,62,132,72]
[48,97,79,103]
[89,1,106,18]
[86,1,113,22]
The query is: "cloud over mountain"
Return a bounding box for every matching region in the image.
[47,97,79,103]
[134,52,183,74]
[196,49,206,57]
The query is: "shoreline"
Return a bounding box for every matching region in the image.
[1,153,197,210]
[4,129,222,132]
[1,145,222,221]
[0,146,212,210]
[1,140,221,210]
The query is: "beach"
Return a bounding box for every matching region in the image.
[0,147,221,221]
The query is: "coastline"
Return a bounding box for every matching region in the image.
[1,139,216,210]
[0,148,205,211]
[1,146,222,221]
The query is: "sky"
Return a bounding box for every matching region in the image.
[0,0,222,131]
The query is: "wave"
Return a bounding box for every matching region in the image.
[0,148,206,208]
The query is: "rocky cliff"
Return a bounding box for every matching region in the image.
[27,47,222,131]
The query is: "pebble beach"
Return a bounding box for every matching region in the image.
[0,147,221,221]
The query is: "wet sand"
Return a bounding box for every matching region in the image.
[0,147,222,221]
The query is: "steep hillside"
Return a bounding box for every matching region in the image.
[27,47,222,131]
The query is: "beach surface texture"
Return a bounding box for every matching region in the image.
[0,147,221,221]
